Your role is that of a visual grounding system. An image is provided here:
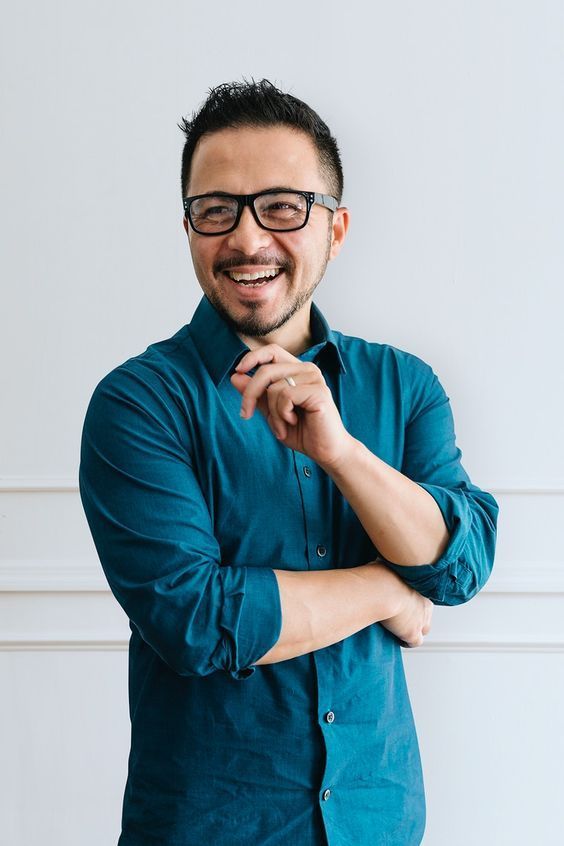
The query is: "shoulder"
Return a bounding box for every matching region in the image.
[333,331,442,419]
[334,328,438,388]
[84,324,195,431]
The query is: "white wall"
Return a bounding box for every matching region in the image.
[1,2,563,844]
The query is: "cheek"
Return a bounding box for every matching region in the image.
[191,243,216,273]
[276,234,308,268]
[284,225,327,260]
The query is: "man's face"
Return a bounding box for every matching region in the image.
[183,125,348,342]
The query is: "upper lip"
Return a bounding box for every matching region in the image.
[222,266,282,273]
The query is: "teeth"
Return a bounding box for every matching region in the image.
[227,268,280,282]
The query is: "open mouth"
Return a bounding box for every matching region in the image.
[223,268,283,288]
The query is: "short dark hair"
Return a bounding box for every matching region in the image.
[178,78,344,203]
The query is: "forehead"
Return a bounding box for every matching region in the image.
[188,125,325,195]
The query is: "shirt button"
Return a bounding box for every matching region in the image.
[322,788,331,801]
[325,711,335,724]
[303,466,312,478]
[316,545,327,557]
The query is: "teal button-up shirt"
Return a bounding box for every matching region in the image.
[79,294,498,846]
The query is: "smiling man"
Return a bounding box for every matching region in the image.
[184,124,341,354]
[79,80,498,846]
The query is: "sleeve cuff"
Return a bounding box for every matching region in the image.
[220,566,283,680]
[381,482,474,604]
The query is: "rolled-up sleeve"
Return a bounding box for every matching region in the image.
[78,365,282,679]
[382,354,499,606]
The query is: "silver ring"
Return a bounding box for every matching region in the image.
[284,375,296,387]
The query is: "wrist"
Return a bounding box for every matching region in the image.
[318,432,360,477]
[359,561,407,620]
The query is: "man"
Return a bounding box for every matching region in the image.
[79,79,498,846]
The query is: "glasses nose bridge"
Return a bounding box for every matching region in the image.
[238,194,263,229]
[226,196,272,247]
[233,195,269,233]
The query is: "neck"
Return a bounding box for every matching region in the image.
[238,303,314,357]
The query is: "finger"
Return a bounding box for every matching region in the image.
[266,381,328,441]
[266,409,288,441]
[229,372,253,410]
[265,381,302,434]
[241,362,320,417]
[235,344,299,375]
[231,372,293,437]
[275,381,329,417]
[231,369,298,419]
[271,382,301,426]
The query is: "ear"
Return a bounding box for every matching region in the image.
[329,206,350,260]
[182,216,190,238]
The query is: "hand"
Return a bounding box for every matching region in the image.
[380,579,433,648]
[230,343,353,468]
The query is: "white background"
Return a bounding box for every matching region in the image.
[1,2,563,844]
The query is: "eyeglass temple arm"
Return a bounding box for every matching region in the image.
[313,193,339,212]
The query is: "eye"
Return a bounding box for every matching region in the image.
[267,201,294,210]
[188,196,240,232]
[191,196,238,219]
[201,204,232,217]
[257,193,307,222]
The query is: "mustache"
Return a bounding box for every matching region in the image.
[214,255,292,273]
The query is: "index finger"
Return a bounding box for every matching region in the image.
[240,361,306,418]
[235,343,298,374]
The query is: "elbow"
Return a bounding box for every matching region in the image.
[110,580,228,678]
[141,626,231,678]
[132,618,226,678]
[435,535,497,607]
[437,493,499,606]
[161,643,222,678]
[435,560,483,606]
[151,635,257,681]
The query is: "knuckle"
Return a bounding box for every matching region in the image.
[269,343,284,358]
[306,362,323,380]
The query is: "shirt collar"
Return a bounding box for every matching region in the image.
[188,294,347,387]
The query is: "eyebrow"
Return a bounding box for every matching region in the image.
[193,186,302,197]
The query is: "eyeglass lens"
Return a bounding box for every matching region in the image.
[189,192,308,233]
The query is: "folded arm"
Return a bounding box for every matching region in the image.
[79,364,429,682]
[319,354,499,606]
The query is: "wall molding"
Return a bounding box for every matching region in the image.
[0,636,562,653]
[1,559,563,594]
[0,477,79,492]
[484,562,564,594]
[1,476,563,494]
[418,640,564,653]
[0,638,127,651]
[0,561,109,592]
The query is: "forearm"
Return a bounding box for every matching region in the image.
[320,436,450,567]
[254,561,404,665]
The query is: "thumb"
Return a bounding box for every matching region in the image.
[230,371,251,395]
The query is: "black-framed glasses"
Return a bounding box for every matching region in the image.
[182,189,339,236]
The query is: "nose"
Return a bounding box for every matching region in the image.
[225,205,274,254]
